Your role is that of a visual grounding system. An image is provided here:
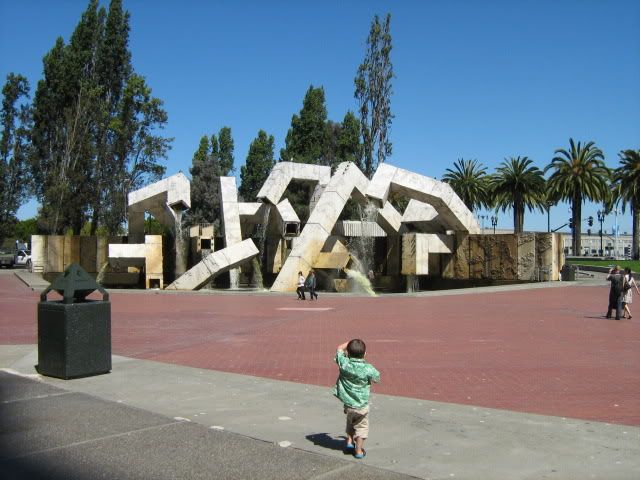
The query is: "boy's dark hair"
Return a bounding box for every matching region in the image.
[347,339,366,358]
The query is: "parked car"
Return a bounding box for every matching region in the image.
[0,250,15,268]
[14,249,31,268]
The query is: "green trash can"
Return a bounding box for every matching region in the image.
[37,263,111,379]
[560,264,577,281]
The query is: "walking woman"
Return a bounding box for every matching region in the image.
[622,267,640,319]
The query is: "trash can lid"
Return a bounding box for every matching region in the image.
[41,263,109,303]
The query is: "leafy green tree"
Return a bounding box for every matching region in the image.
[13,218,38,243]
[188,135,220,225]
[614,149,640,259]
[218,126,235,175]
[89,0,132,234]
[337,111,363,170]
[442,158,491,212]
[279,86,331,221]
[545,138,610,255]
[102,73,168,232]
[489,156,546,234]
[30,0,169,235]
[280,86,329,165]
[0,73,32,244]
[187,126,234,226]
[354,13,393,178]
[239,130,275,202]
[31,1,102,234]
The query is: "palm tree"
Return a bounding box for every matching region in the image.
[545,139,610,256]
[442,158,491,212]
[489,156,546,233]
[614,149,640,259]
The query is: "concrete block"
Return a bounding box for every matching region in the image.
[256,162,331,204]
[238,202,263,222]
[220,177,242,246]
[79,236,97,273]
[63,236,80,270]
[402,233,430,275]
[47,236,64,273]
[366,163,396,204]
[426,234,454,254]
[128,173,190,231]
[275,199,300,224]
[518,233,536,280]
[30,235,46,273]
[315,252,350,269]
[377,202,402,234]
[166,239,258,290]
[367,163,480,234]
[322,162,369,203]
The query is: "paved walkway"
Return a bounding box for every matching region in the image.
[1,270,639,479]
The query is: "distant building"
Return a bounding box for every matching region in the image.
[561,231,633,258]
[477,224,633,258]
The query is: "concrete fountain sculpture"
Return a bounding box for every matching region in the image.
[30,161,562,292]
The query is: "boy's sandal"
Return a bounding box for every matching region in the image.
[354,449,366,459]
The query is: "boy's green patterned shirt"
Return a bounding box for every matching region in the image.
[333,349,380,408]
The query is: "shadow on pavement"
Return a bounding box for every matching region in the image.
[305,432,348,452]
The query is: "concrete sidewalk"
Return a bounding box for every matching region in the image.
[2,346,638,480]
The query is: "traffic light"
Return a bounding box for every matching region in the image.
[588,216,593,227]
[569,219,574,230]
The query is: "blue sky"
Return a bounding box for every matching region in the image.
[1,0,638,234]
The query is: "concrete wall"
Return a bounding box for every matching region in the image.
[450,233,563,281]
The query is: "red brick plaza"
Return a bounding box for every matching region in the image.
[2,273,638,426]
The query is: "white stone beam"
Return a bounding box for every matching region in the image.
[271,162,369,292]
[127,173,191,231]
[256,162,331,205]
[367,163,480,234]
[165,239,259,290]
[402,199,447,233]
[377,201,403,234]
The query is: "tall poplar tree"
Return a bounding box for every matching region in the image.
[0,74,32,243]
[30,0,169,235]
[239,130,275,202]
[354,13,394,178]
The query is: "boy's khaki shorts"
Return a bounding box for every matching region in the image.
[344,405,370,439]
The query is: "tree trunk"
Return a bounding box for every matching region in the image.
[90,207,99,236]
[513,200,524,234]
[572,194,582,256]
[633,201,639,260]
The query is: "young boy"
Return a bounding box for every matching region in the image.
[333,339,380,459]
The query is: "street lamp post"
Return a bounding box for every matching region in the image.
[491,215,498,234]
[597,210,605,257]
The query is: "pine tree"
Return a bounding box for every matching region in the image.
[337,111,363,170]
[239,130,275,202]
[278,86,332,221]
[355,13,394,178]
[188,135,221,225]
[0,73,32,243]
[279,86,329,165]
[218,126,234,175]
